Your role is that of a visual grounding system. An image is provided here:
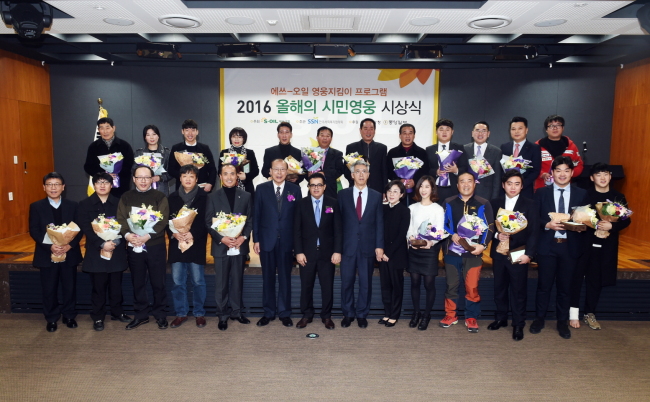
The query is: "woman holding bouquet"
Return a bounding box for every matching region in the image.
[133,125,172,195]
[378,180,410,327]
[217,127,259,201]
[78,173,130,331]
[406,175,445,330]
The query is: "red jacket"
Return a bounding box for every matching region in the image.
[534,136,583,190]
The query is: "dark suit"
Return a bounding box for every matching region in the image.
[489,196,538,328]
[386,143,430,205]
[293,195,342,319]
[29,198,83,322]
[319,148,345,199]
[338,187,384,318]
[261,144,305,185]
[83,136,134,198]
[344,140,388,194]
[500,140,542,199]
[253,180,301,318]
[217,148,260,198]
[425,142,468,204]
[534,184,587,321]
[168,142,218,191]
[464,142,503,201]
[206,188,253,319]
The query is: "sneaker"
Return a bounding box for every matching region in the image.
[465,318,479,333]
[439,315,458,328]
[583,313,601,330]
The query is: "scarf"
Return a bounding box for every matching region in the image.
[179,185,198,206]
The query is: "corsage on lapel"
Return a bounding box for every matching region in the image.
[287,194,296,202]
[325,207,333,213]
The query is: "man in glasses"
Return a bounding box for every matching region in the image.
[293,173,342,330]
[116,166,170,330]
[463,121,502,201]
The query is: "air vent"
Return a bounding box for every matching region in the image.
[158,14,202,29]
[467,15,512,29]
[304,15,357,30]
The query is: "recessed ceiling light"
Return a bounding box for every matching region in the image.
[574,2,588,7]
[226,17,255,25]
[103,18,134,26]
[410,17,440,27]
[94,6,105,10]
[534,19,567,27]
[267,20,278,26]
[468,15,512,29]
[158,14,202,28]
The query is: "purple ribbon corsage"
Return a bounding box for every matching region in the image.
[325,207,333,213]
[287,194,295,202]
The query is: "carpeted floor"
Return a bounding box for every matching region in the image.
[1,314,649,401]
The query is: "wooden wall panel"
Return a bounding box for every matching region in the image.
[19,101,54,208]
[611,58,650,243]
[0,98,26,238]
[0,49,50,105]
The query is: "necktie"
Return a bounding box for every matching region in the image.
[315,199,321,246]
[558,189,566,235]
[476,145,482,158]
[276,186,282,211]
[442,144,446,151]
[356,191,362,221]
[513,143,520,158]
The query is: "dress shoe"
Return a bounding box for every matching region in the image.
[512,326,524,341]
[378,317,389,325]
[170,316,188,328]
[322,318,335,330]
[231,316,251,324]
[62,317,78,329]
[125,318,149,330]
[409,312,422,328]
[110,314,132,323]
[357,318,368,328]
[218,320,228,331]
[418,315,431,331]
[46,322,57,332]
[280,317,294,327]
[93,320,105,331]
[296,317,313,329]
[195,316,207,328]
[156,318,169,330]
[256,316,275,327]
[340,316,355,328]
[487,320,508,331]
[557,321,571,339]
[385,319,397,328]
[529,318,545,334]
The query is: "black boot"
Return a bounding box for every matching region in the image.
[409,311,422,328]
[418,315,431,331]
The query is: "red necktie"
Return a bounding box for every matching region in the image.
[514,143,520,158]
[356,191,362,221]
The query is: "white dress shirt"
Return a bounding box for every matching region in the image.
[553,183,570,239]
[505,194,519,211]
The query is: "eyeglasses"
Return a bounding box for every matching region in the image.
[96,181,111,185]
[473,129,488,133]
[135,176,152,181]
[308,183,325,188]
[44,183,62,188]
[547,124,563,129]
[353,170,369,174]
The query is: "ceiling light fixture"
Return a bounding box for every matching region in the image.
[468,15,512,29]
[103,18,134,26]
[226,16,255,25]
[158,14,202,28]
[409,17,440,27]
[136,43,181,59]
[313,45,350,59]
[217,43,260,58]
[403,45,443,59]
[534,19,567,27]
[267,20,278,26]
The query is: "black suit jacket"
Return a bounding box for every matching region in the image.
[383,203,410,262]
[293,195,342,262]
[534,184,587,259]
[206,187,253,258]
[218,149,260,195]
[489,195,539,261]
[425,142,468,202]
[253,181,301,252]
[261,144,305,185]
[83,136,134,198]
[500,140,542,200]
[386,143,430,185]
[464,142,503,201]
[344,140,388,194]
[320,148,345,199]
[29,198,83,268]
[168,142,218,190]
[167,188,209,265]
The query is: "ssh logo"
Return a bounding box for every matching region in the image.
[308,118,319,124]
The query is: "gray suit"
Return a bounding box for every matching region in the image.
[205,188,253,319]
[463,142,503,201]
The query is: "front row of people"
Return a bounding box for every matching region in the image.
[29,157,629,340]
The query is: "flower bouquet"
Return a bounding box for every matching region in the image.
[449,214,488,255]
[168,206,198,252]
[91,214,122,260]
[594,200,633,239]
[411,221,448,247]
[134,153,166,190]
[220,152,249,172]
[572,205,604,237]
[393,157,424,193]
[44,222,81,263]
[344,152,365,171]
[495,208,528,255]
[284,155,305,175]
[301,146,325,173]
[500,155,532,174]
[468,157,494,183]
[211,212,247,256]
[174,151,209,169]
[126,204,164,252]
[98,152,124,188]
[436,149,463,187]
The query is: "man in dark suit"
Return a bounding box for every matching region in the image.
[464,121,503,201]
[489,170,539,341]
[168,119,218,192]
[531,156,587,339]
[253,159,301,327]
[313,126,345,199]
[344,118,387,194]
[500,116,542,199]
[294,173,342,330]
[338,160,384,328]
[426,118,468,204]
[206,163,253,331]
[261,122,305,185]
[386,123,430,205]
[29,172,83,332]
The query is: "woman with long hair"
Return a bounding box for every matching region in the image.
[133,125,172,195]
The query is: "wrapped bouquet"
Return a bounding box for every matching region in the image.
[211,212,247,256]
[436,149,463,187]
[44,222,81,263]
[98,152,124,188]
[284,155,305,175]
[168,206,198,252]
[468,157,494,182]
[570,205,598,234]
[174,151,209,169]
[126,204,164,252]
[594,200,633,239]
[91,214,122,260]
[219,152,249,172]
[495,208,528,255]
[500,155,532,174]
[393,156,424,193]
[449,214,488,255]
[134,153,166,189]
[344,152,365,171]
[301,147,325,173]
[412,221,448,247]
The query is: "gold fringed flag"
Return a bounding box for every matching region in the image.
[88,99,108,196]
